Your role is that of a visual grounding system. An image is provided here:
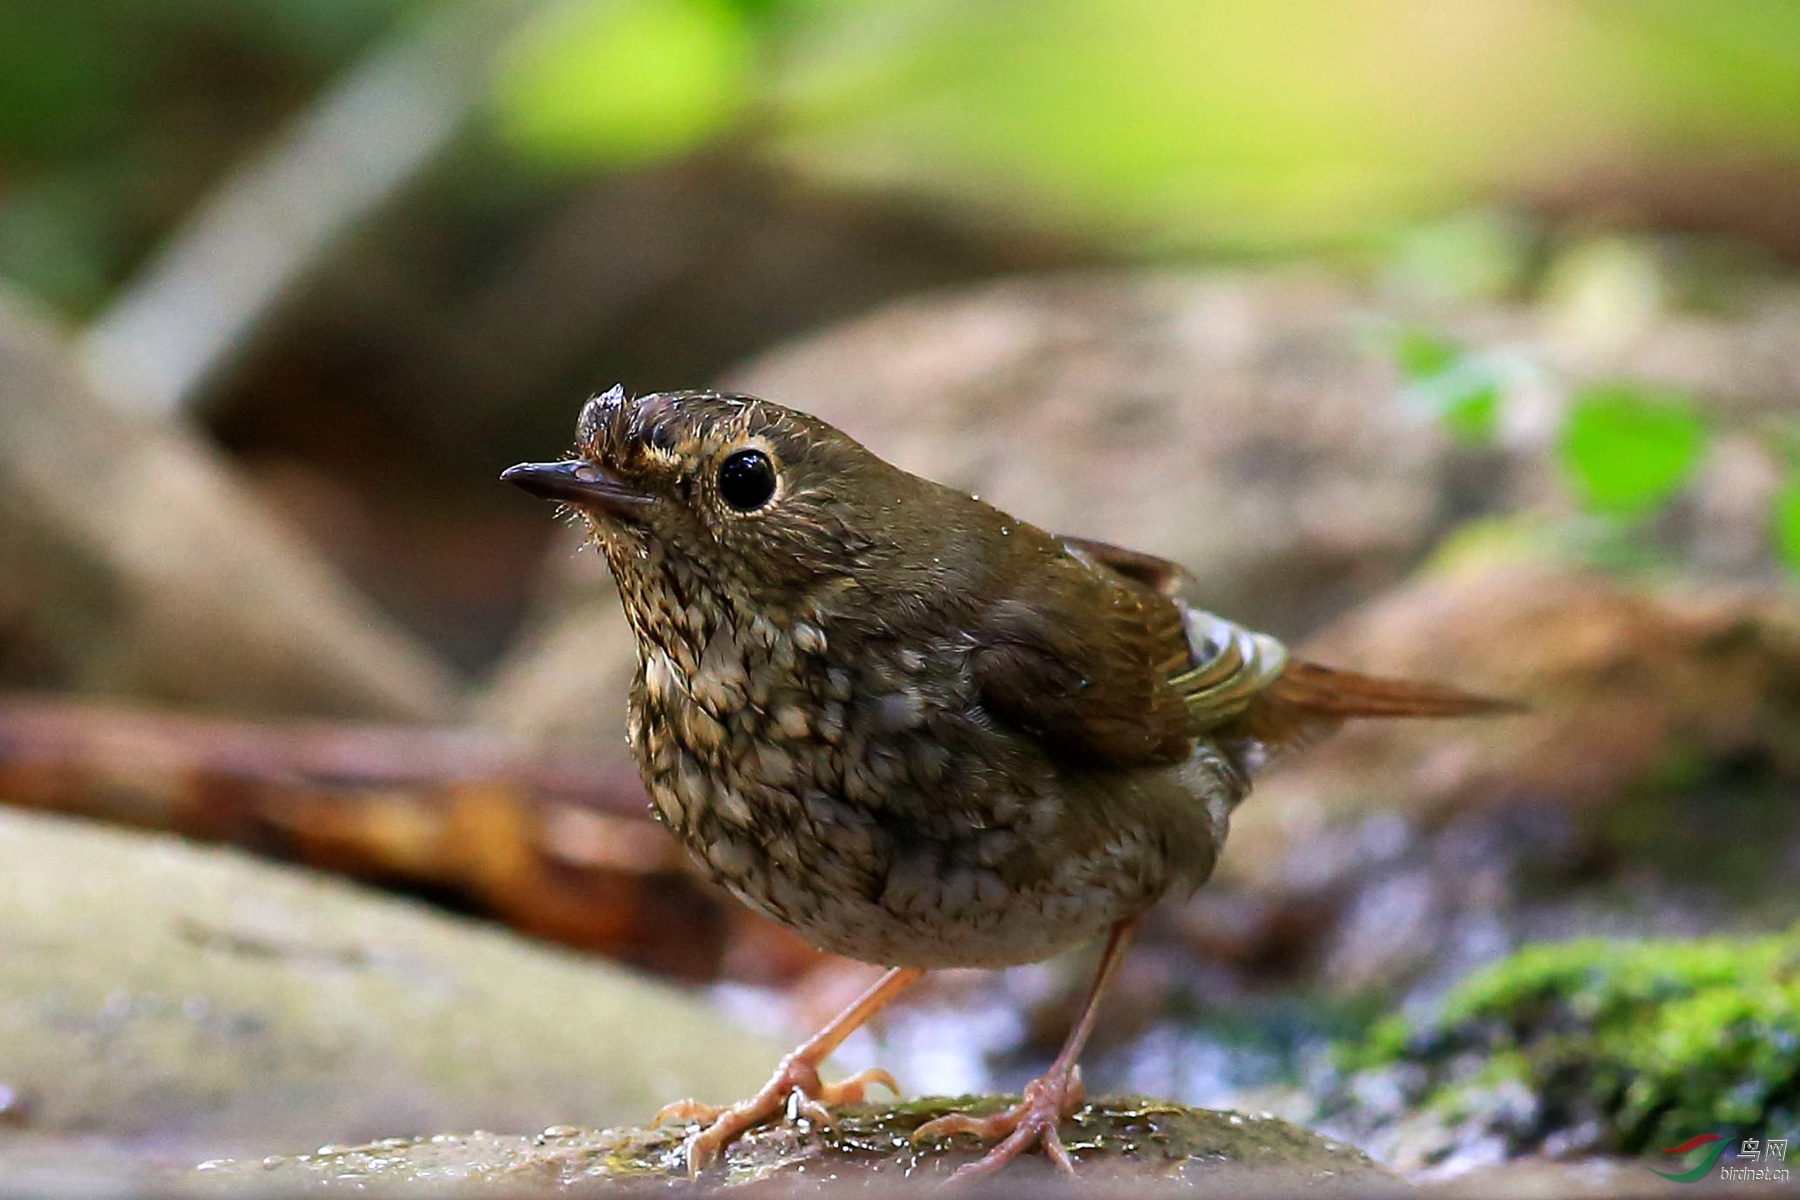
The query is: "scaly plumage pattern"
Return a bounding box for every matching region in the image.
[504,387,1509,1177]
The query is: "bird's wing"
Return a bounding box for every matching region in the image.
[977,535,1515,770]
[967,535,1251,767]
[1061,536,1290,729]
[1055,535,1192,598]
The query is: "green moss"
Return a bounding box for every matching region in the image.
[1339,926,1800,1156]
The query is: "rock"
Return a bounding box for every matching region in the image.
[191,1099,1390,1193]
[0,288,458,719]
[477,544,640,760]
[0,808,780,1170]
[1322,924,1800,1173]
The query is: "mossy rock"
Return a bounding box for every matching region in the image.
[192,1098,1390,1193]
[1327,925,1800,1167]
[0,808,779,1163]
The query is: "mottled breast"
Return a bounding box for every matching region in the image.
[614,548,1242,968]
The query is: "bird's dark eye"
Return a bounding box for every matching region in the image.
[717,448,777,512]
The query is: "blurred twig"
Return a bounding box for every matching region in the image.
[80,0,550,418]
[0,693,728,979]
[0,292,460,718]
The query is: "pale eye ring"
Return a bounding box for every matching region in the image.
[716,448,777,512]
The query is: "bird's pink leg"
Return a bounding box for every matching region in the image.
[655,965,922,1175]
[911,919,1139,1182]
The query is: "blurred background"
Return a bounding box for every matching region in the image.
[2,0,1798,1189]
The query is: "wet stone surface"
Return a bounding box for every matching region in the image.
[193,1098,1391,1193]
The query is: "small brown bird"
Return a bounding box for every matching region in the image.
[504,387,1507,1181]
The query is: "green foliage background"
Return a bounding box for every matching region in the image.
[2,0,1798,571]
[8,0,1800,309]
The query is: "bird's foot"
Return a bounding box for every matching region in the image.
[911,1065,1086,1182]
[653,1056,900,1176]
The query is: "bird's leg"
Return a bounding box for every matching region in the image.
[912,919,1138,1182]
[655,965,923,1175]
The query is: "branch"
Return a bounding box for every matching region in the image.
[81,0,547,417]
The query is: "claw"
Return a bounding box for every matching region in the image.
[786,1089,835,1128]
[910,1067,1085,1182]
[786,1065,903,1131]
[647,965,924,1177]
[670,1055,904,1175]
[911,1110,987,1140]
[914,922,1134,1182]
[650,1097,722,1128]
[819,1065,901,1105]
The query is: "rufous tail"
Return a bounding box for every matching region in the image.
[1230,660,1521,765]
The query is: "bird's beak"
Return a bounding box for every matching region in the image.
[501,460,655,519]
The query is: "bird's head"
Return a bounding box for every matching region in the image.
[503,388,947,611]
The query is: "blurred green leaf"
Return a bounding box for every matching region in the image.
[493,0,754,169]
[772,0,1800,254]
[1559,385,1706,515]
[0,6,125,157]
[1776,471,1800,574]
[1441,384,1499,445]
[0,179,115,311]
[1391,328,1500,446]
[1392,327,1460,381]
